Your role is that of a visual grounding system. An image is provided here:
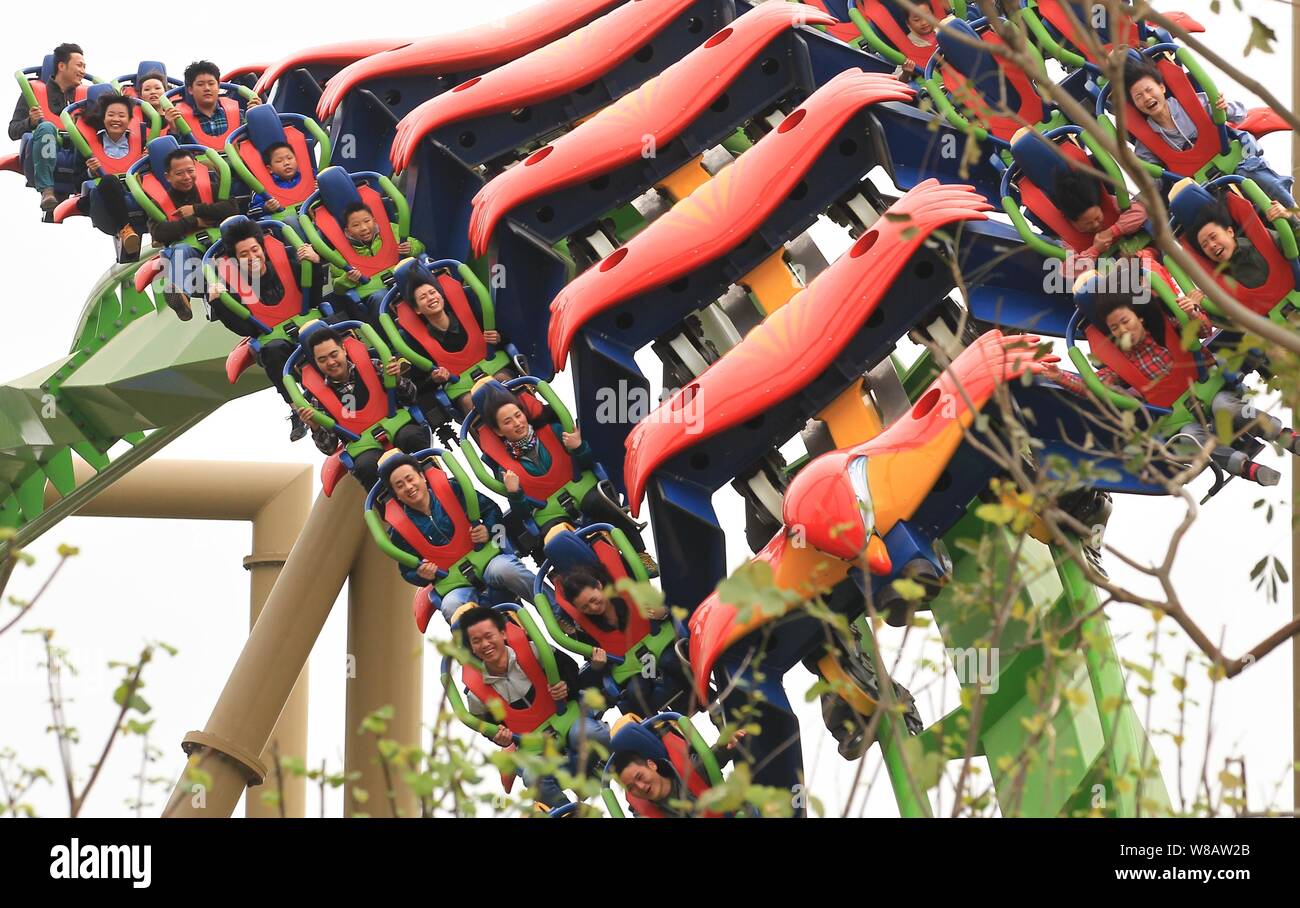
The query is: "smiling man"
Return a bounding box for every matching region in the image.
[458,606,609,809]
[148,148,239,320]
[380,452,542,625]
[8,42,86,211]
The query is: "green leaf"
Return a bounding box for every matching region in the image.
[974,503,1014,525]
[890,578,927,602]
[1243,17,1277,56]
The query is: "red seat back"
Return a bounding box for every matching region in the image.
[312,184,401,278]
[393,270,489,374]
[300,335,390,434]
[554,539,649,658]
[461,621,558,734]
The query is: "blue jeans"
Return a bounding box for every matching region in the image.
[1239,161,1296,208]
[28,121,58,191]
[163,243,204,297]
[527,714,611,809]
[438,551,540,624]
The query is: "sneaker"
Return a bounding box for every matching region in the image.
[638,551,660,579]
[39,189,57,212]
[288,411,308,442]
[1246,462,1281,487]
[163,287,193,321]
[117,224,141,257]
[1281,429,1300,456]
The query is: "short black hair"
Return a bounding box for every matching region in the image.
[560,563,613,603]
[1050,168,1103,223]
[89,91,132,130]
[1189,198,1233,243]
[1091,288,1166,345]
[183,60,222,89]
[164,148,196,172]
[53,43,83,70]
[459,606,506,646]
[1122,57,1164,98]
[305,324,345,356]
[222,217,266,251]
[482,394,526,432]
[609,750,650,776]
[262,141,295,166]
[342,201,371,223]
[609,748,675,780]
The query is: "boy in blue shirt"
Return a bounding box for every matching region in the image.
[249,141,302,214]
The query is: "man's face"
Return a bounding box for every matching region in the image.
[413,283,446,318]
[1105,306,1146,348]
[312,339,349,379]
[1128,76,1167,120]
[572,584,609,617]
[268,147,298,181]
[1071,205,1105,235]
[167,156,198,192]
[190,73,220,111]
[139,78,166,106]
[619,759,672,802]
[1196,221,1237,264]
[57,53,86,87]
[102,103,130,137]
[494,403,530,442]
[233,237,266,276]
[467,620,508,668]
[345,210,378,244]
[389,465,430,511]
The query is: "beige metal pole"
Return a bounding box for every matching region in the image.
[48,459,316,817]
[162,481,366,818]
[344,537,424,817]
[245,468,313,818]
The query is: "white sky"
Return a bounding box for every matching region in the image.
[0,0,1294,818]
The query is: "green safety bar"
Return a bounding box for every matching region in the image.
[1016,3,1089,71]
[1074,129,1130,209]
[222,116,333,198]
[201,223,310,324]
[13,71,105,118]
[124,144,233,226]
[364,449,483,569]
[61,99,162,164]
[378,261,497,372]
[281,321,397,432]
[848,7,906,65]
[1002,194,1067,259]
[442,607,570,749]
[156,84,259,141]
[461,378,578,494]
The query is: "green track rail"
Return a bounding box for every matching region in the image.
[0,250,266,552]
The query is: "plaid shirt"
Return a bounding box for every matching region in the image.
[1055,308,1212,398]
[194,102,228,138]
